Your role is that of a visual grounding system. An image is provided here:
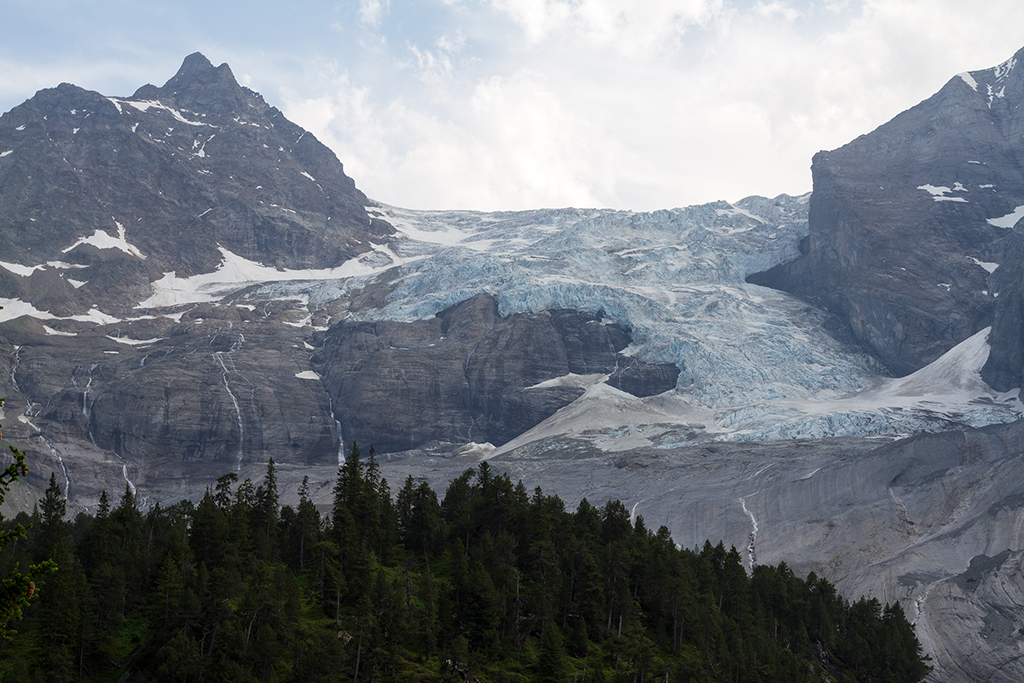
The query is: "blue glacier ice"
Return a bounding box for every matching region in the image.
[249,194,1022,449]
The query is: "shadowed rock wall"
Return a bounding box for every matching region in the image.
[315,294,679,453]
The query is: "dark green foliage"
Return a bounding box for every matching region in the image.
[0,422,56,639]
[535,620,566,683]
[0,442,931,682]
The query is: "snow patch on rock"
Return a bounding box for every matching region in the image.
[526,373,607,390]
[987,204,1024,228]
[137,244,414,308]
[959,72,980,91]
[110,98,213,127]
[971,258,999,274]
[61,220,146,259]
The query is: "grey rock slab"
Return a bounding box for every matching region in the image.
[314,293,679,453]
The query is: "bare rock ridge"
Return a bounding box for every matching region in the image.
[749,46,1024,377]
[0,51,392,316]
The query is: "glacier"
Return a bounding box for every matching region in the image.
[229,193,1022,450]
[6,188,1015,450]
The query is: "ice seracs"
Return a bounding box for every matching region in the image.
[116,191,1020,447]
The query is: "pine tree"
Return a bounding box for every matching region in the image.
[0,459,937,683]
[252,459,279,560]
[290,475,320,573]
[37,473,68,556]
[535,620,567,683]
[31,476,91,681]
[332,442,371,603]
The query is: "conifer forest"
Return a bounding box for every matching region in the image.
[0,445,931,682]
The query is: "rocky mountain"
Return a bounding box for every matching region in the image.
[984,214,1024,390]
[0,52,392,496]
[1,51,1024,681]
[749,46,1024,377]
[0,52,392,315]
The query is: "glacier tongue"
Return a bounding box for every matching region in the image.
[268,195,1022,445]
[716,327,1022,442]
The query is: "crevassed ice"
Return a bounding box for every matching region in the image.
[143,193,1021,444]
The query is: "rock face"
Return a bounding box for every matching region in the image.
[914,550,1024,683]
[0,302,340,500]
[982,228,1024,389]
[315,293,679,453]
[0,52,391,316]
[750,47,1024,376]
[0,53,392,497]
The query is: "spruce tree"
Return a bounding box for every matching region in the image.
[535,620,567,683]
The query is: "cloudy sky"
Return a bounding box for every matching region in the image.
[3,1,1024,211]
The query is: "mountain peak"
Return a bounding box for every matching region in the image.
[130,52,253,115]
[160,52,239,93]
[177,51,216,75]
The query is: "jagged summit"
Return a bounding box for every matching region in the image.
[131,52,255,115]
[170,52,226,81]
[0,54,392,316]
[161,52,240,94]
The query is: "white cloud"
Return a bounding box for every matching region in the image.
[359,0,388,26]
[490,0,725,57]
[436,30,466,55]
[6,0,1024,213]
[402,30,466,83]
[281,0,1024,211]
[754,2,802,21]
[284,68,614,209]
[405,44,454,83]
